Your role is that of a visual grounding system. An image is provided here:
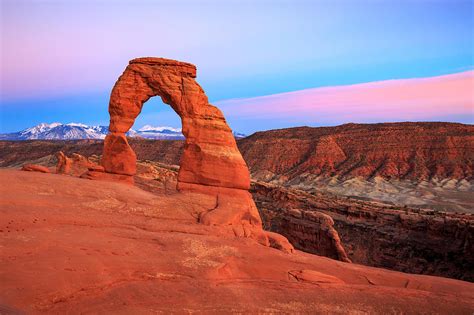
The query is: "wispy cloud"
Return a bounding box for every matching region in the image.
[217,71,474,126]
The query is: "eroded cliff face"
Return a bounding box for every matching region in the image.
[257,195,351,263]
[251,182,474,282]
[239,122,474,182]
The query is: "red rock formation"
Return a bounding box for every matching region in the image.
[85,57,292,251]
[102,133,137,177]
[251,181,474,281]
[2,139,473,279]
[100,57,249,190]
[238,122,474,181]
[21,164,50,173]
[80,168,134,184]
[55,151,72,174]
[56,151,102,177]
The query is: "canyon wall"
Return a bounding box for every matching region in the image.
[239,122,474,182]
[251,181,474,281]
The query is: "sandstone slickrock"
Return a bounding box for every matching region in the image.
[21,164,50,173]
[288,269,346,285]
[1,169,473,313]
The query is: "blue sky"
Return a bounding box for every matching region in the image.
[1,0,473,133]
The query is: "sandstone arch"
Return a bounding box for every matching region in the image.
[90,57,293,252]
[101,57,250,190]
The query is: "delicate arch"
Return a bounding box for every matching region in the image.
[101,57,250,190]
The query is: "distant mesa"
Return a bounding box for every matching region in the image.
[239,122,474,182]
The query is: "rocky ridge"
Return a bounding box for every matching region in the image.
[239,122,474,182]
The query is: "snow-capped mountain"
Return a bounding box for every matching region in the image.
[137,125,184,140]
[0,123,109,140]
[0,123,246,140]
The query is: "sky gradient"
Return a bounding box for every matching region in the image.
[218,70,474,132]
[1,0,473,133]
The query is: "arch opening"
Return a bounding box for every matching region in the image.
[132,96,184,141]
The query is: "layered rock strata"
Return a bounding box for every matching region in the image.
[251,181,474,281]
[239,122,474,182]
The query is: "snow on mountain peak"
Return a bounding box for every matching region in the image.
[47,122,62,128]
[21,122,62,135]
[65,122,89,128]
[138,125,182,132]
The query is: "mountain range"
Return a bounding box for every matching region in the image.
[0,123,246,140]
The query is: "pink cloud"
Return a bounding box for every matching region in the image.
[216,71,474,123]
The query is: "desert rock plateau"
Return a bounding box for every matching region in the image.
[1,169,474,313]
[1,122,473,282]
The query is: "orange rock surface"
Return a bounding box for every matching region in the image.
[55,151,71,174]
[1,169,473,313]
[21,164,51,173]
[56,151,99,176]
